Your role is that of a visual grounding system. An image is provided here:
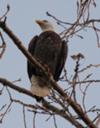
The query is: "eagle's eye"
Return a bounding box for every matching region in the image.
[43,20,48,23]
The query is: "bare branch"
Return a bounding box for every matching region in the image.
[53,115,58,128]
[23,106,27,128]
[0,32,6,59]
[69,79,100,85]
[0,102,12,123]
[0,77,84,127]
[33,112,36,128]
[79,64,100,73]
[0,5,10,21]
[46,1,100,47]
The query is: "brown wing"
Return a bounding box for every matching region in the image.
[27,35,38,79]
[28,36,38,55]
[54,40,68,81]
[27,31,68,82]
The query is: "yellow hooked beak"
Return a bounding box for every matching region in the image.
[35,20,45,26]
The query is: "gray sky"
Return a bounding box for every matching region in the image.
[0,0,100,128]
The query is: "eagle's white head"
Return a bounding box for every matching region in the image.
[36,20,54,32]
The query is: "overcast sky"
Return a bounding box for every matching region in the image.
[0,0,100,128]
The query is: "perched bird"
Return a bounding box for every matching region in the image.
[27,20,68,101]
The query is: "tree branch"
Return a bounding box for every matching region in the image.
[0,77,84,128]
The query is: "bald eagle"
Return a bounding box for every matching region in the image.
[27,20,68,101]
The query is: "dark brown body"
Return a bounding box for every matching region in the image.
[27,31,68,101]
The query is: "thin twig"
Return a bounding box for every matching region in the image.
[82,83,91,112]
[0,5,10,21]
[79,64,100,73]
[53,115,58,128]
[23,106,27,128]
[0,102,12,123]
[0,32,6,59]
[33,112,36,128]
[69,79,100,84]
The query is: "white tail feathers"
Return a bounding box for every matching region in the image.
[30,75,50,97]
